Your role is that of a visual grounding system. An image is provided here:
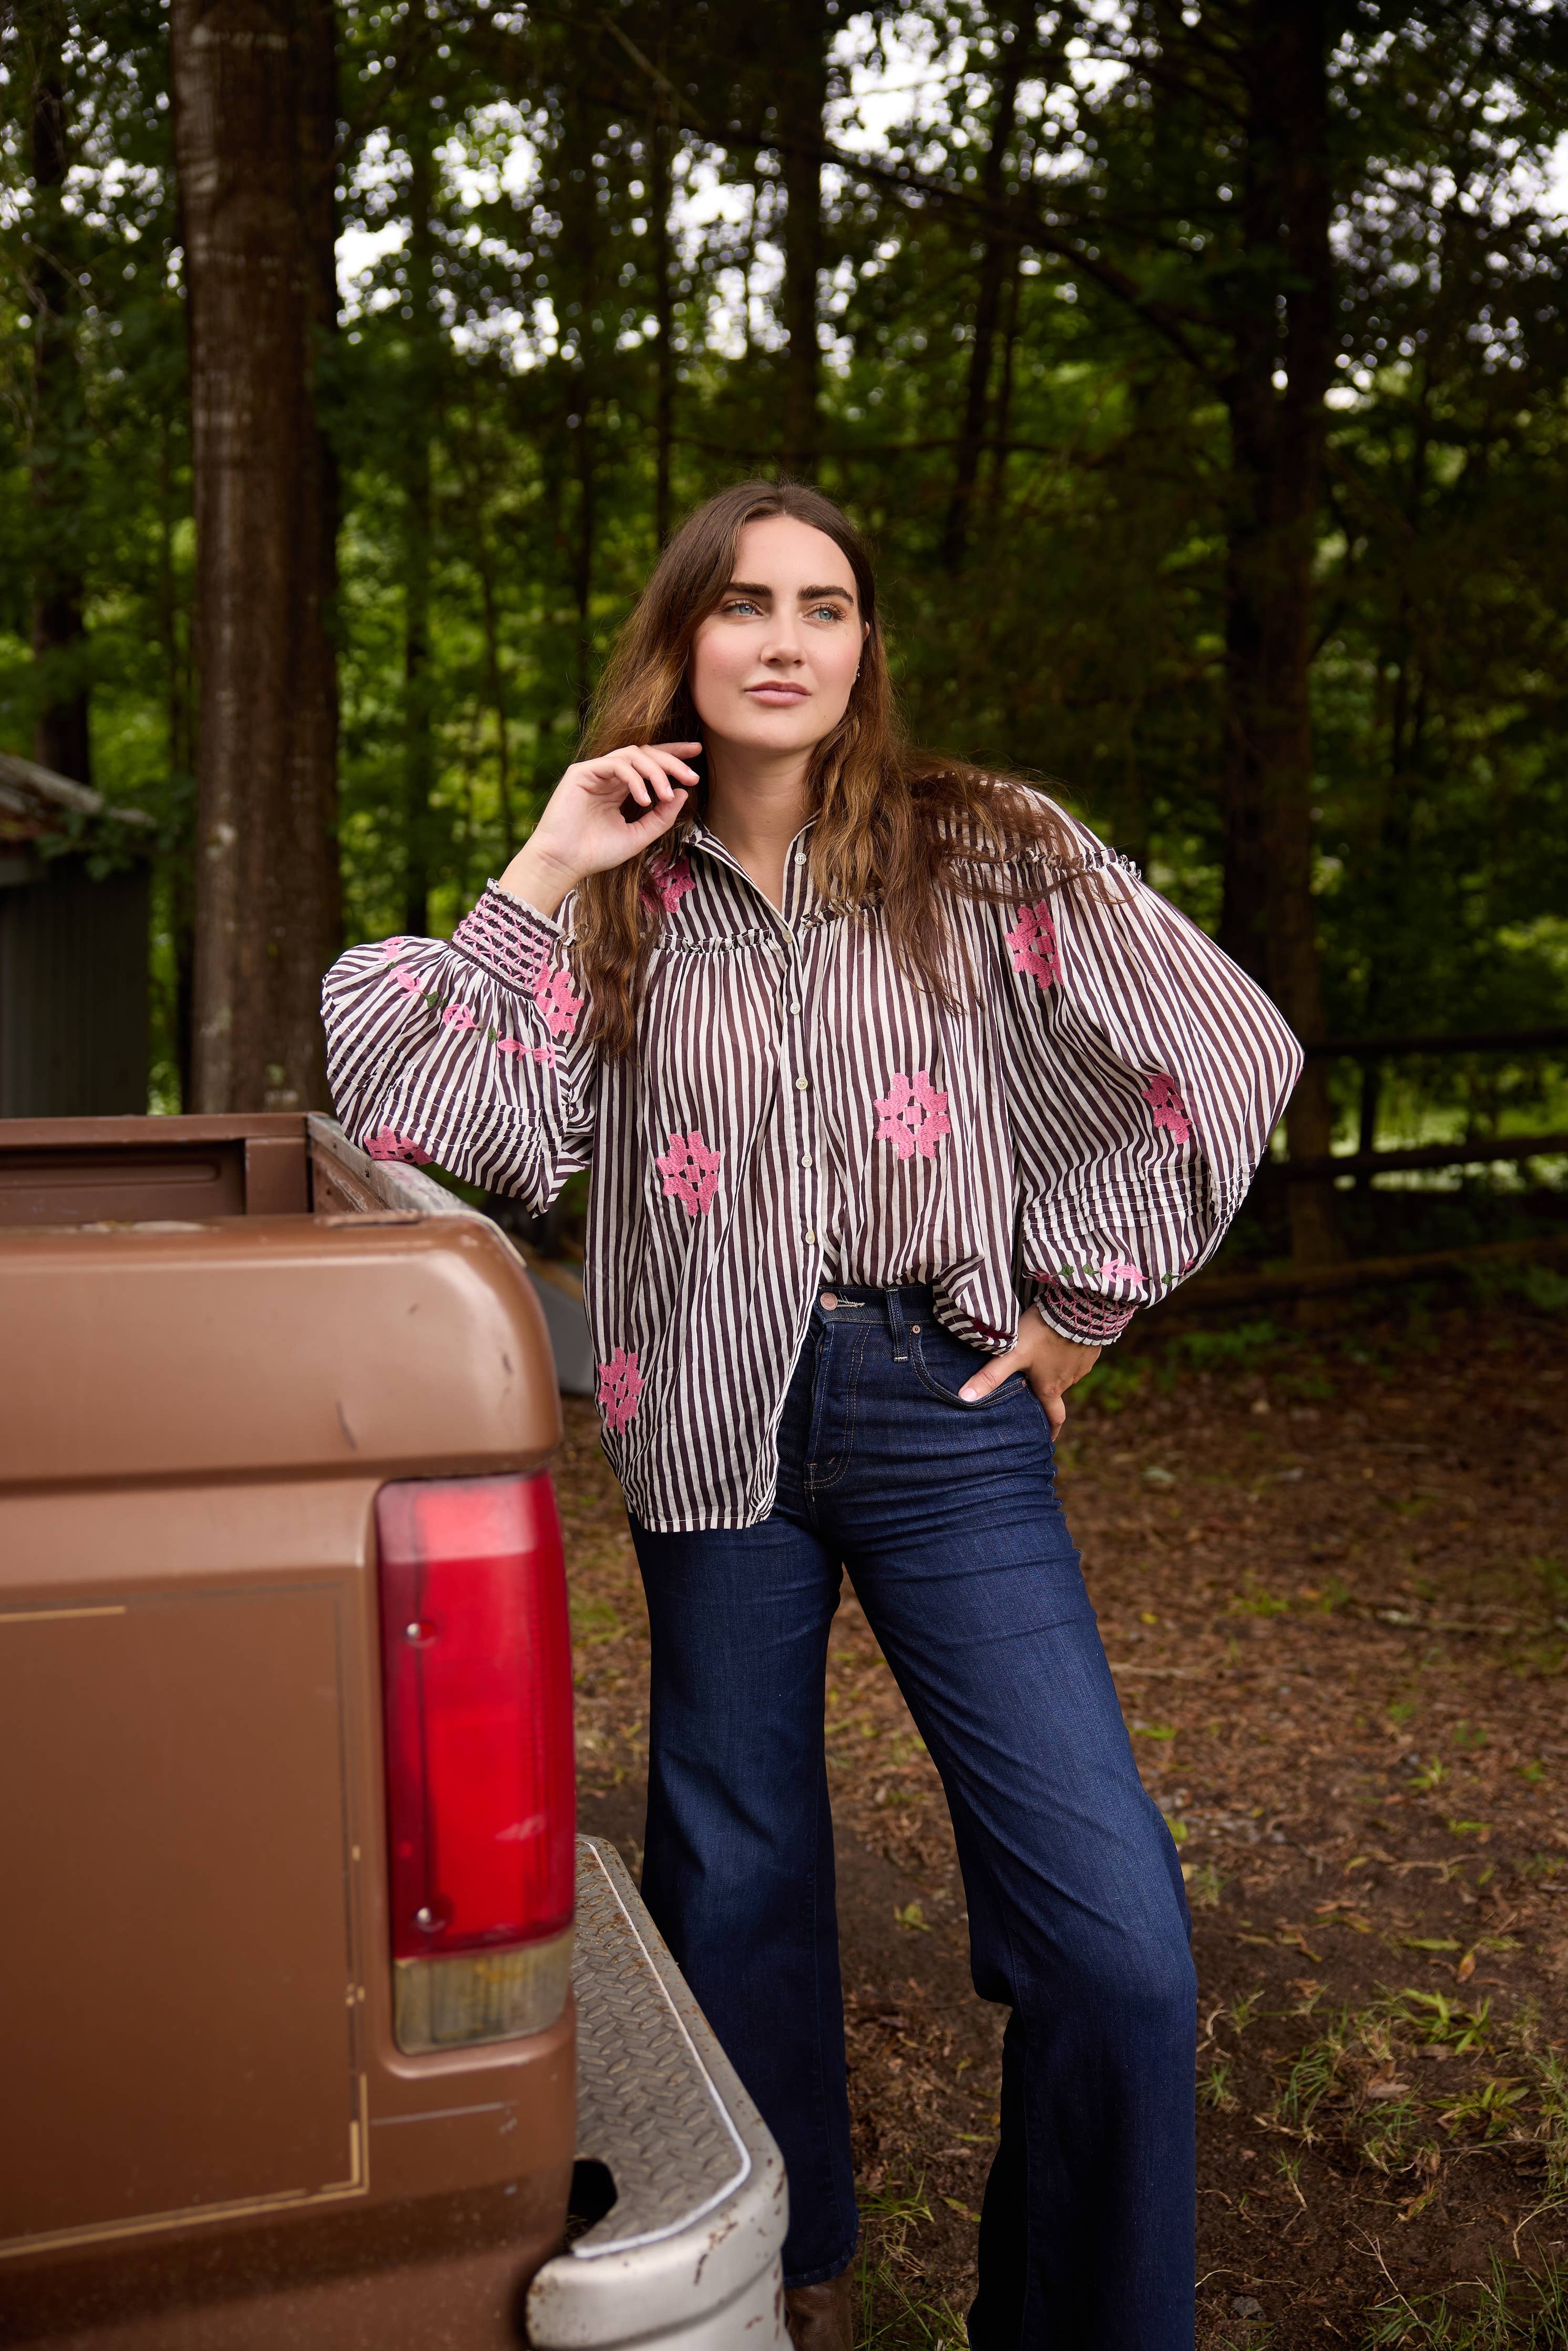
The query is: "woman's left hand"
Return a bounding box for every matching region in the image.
[958,1314,1101,1437]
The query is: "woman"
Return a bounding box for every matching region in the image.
[323,481,1300,2350]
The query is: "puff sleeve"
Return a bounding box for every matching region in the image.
[321,882,596,1210]
[996,844,1302,1343]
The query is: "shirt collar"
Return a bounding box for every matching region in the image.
[684,812,819,924]
[686,811,817,848]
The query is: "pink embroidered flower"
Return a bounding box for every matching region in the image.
[442,1001,479,1033]
[379,937,412,962]
[533,964,583,1040]
[1005,898,1061,990]
[655,1128,723,1217]
[364,1128,433,1165]
[389,965,424,996]
[597,1346,644,1434]
[1144,1074,1192,1145]
[496,1036,557,1067]
[874,1070,952,1162]
[644,854,695,915]
[1100,1255,1147,1289]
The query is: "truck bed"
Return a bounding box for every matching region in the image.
[0,1113,785,2350]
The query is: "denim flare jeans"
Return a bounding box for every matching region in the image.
[628,1285,1197,2350]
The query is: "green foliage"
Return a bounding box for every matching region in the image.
[4,3,1568,1123]
[1169,1320,1284,1371]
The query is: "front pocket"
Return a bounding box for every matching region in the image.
[909,1323,1023,1410]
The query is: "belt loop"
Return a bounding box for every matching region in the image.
[885,1286,907,1361]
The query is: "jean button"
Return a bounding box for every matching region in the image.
[819,1292,838,1310]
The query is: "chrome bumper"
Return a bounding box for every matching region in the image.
[526,1839,788,2349]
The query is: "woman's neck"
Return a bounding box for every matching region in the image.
[702,746,813,911]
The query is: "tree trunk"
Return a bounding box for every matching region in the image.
[1355,404,1430,1187]
[939,6,1029,574]
[573,413,597,726]
[1216,0,1342,1264]
[27,2,91,784]
[158,414,197,1105]
[401,132,437,941]
[171,0,341,1113]
[557,93,599,722]
[778,0,827,472]
[647,5,675,545]
[983,247,1023,517]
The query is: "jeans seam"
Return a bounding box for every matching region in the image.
[806,1325,864,1494]
[804,1325,835,1478]
[802,1712,851,2279]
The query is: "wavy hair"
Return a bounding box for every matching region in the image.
[572,479,1091,1056]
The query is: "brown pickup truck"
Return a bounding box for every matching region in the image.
[0,1113,785,2351]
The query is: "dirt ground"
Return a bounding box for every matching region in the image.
[556,1287,1568,2347]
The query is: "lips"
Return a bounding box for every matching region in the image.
[745,683,809,704]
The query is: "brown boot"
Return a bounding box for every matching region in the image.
[784,2262,855,2351]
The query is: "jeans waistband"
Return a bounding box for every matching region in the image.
[812,1282,935,1362]
[814,1282,934,1320]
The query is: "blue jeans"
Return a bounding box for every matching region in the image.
[629,1285,1196,2349]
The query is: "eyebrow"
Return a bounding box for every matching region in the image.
[725,579,856,604]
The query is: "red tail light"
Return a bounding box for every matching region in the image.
[376,1473,575,1972]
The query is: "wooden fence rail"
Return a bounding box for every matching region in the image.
[1262,1131,1568,1184]
[1165,1232,1568,1316]
[1305,1025,1568,1059]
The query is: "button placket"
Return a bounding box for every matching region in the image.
[779,913,818,1262]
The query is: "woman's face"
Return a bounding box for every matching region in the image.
[688,515,868,765]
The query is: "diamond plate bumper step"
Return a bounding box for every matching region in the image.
[526,1838,789,2348]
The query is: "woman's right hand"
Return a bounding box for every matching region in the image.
[498,741,702,917]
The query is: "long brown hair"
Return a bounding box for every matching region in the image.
[573,479,1090,1056]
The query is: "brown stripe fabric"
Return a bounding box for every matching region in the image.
[322,798,1301,1531]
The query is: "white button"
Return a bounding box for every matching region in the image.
[804,1229,816,1243]
[795,1077,809,1091]
[800,1153,812,1168]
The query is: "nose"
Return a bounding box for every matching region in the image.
[759,615,805,665]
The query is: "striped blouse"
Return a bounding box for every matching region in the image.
[321,800,1301,1531]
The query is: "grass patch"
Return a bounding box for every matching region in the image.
[1183,1860,1228,1907]
[1076,1358,1150,1414]
[854,2178,971,2347]
[1363,2253,1568,2345]
[1269,1988,1567,2212]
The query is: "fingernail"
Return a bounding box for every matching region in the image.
[958,1386,977,1403]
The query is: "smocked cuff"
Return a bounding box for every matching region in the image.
[1032,1277,1138,1347]
[453,883,565,994]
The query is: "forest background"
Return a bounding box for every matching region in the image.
[3,0,1567,1273]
